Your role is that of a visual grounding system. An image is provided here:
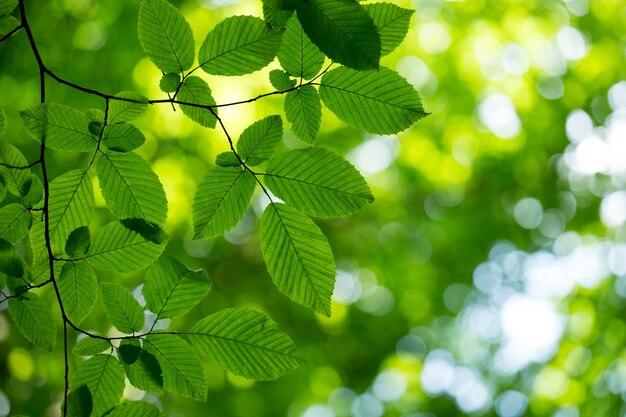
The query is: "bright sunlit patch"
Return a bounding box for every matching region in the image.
[348,136,398,176]
[565,109,593,143]
[73,21,108,51]
[421,350,455,395]
[373,369,408,402]
[608,81,626,110]
[569,135,610,175]
[332,270,362,304]
[562,0,589,16]
[301,404,334,417]
[513,198,543,229]
[537,43,567,76]
[449,366,491,413]
[351,393,384,417]
[0,390,9,416]
[478,93,521,139]
[556,27,588,61]
[500,43,530,76]
[495,390,528,417]
[600,191,626,228]
[419,23,451,54]
[327,388,357,416]
[8,348,34,381]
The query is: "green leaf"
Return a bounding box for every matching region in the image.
[84,108,105,123]
[143,334,207,400]
[0,141,31,197]
[192,167,256,239]
[363,2,414,56]
[109,92,148,124]
[278,16,325,79]
[22,173,43,208]
[236,115,283,166]
[260,203,335,315]
[59,261,98,325]
[160,72,180,93]
[65,226,91,258]
[49,170,94,254]
[96,151,167,226]
[20,103,97,152]
[137,0,195,73]
[0,105,5,137]
[0,0,18,15]
[65,385,92,417]
[87,121,103,137]
[296,0,380,70]
[262,0,295,27]
[265,147,373,216]
[0,15,20,37]
[102,123,146,152]
[0,184,5,205]
[108,401,163,417]
[0,238,25,278]
[143,256,211,320]
[177,76,217,128]
[85,219,168,273]
[284,85,321,144]
[319,66,427,134]
[199,16,283,76]
[71,354,125,417]
[8,292,56,353]
[269,69,296,91]
[0,203,32,243]
[100,282,145,334]
[214,152,240,167]
[73,338,111,356]
[118,339,164,392]
[188,307,305,380]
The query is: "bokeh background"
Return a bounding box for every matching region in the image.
[1,0,626,416]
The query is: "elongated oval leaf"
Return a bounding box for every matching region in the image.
[143,256,211,320]
[0,0,18,16]
[260,203,335,315]
[20,103,97,152]
[0,203,32,243]
[73,338,111,356]
[8,292,56,353]
[269,69,296,91]
[65,385,92,417]
[109,92,148,124]
[65,226,91,258]
[71,354,125,417]
[265,147,373,217]
[278,16,325,79]
[177,76,217,128]
[192,167,256,239]
[100,282,145,334]
[262,0,294,27]
[118,339,164,392]
[0,141,31,197]
[143,334,207,400]
[236,115,283,166]
[59,261,98,325]
[108,401,163,417]
[0,15,19,37]
[96,151,167,226]
[138,0,195,73]
[189,307,305,380]
[296,0,380,70]
[364,2,414,56]
[85,220,168,273]
[320,66,427,134]
[0,238,25,278]
[215,152,240,167]
[102,123,146,152]
[284,85,321,144]
[199,16,283,76]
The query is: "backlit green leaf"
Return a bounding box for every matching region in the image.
[0,238,25,278]
[236,115,283,166]
[59,261,98,325]
[262,0,294,27]
[160,72,180,93]
[73,338,111,356]
[0,141,31,197]
[278,16,325,79]
[108,401,163,417]
[364,2,414,56]
[143,334,207,400]
[143,256,211,320]
[0,203,32,243]
[102,123,146,152]
[319,66,427,134]
[269,69,296,91]
[137,0,195,73]
[0,0,18,15]
[192,167,256,239]
[8,292,56,353]
[265,147,373,217]
[96,151,167,226]
[118,339,163,392]
[177,76,217,128]
[0,15,20,37]
[20,103,97,152]
[199,16,283,76]
[0,106,5,136]
[260,203,335,315]
[284,85,321,144]
[65,226,91,258]
[71,354,124,417]
[100,282,145,334]
[189,307,305,380]
[214,152,240,167]
[109,92,148,124]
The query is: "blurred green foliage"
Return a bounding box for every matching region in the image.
[1,0,626,416]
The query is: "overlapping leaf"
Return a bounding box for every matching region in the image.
[20,103,97,152]
[65,226,91,258]
[8,292,56,353]
[0,141,31,197]
[319,66,427,134]
[262,0,294,27]
[199,16,283,76]
[102,123,145,152]
[214,152,240,167]
[143,256,211,319]
[137,0,195,73]
[363,2,414,56]
[278,16,325,79]
[73,338,111,356]
[260,203,335,315]
[71,354,125,417]
[0,0,18,15]
[108,401,163,417]
[236,115,283,166]
[100,282,145,334]
[189,307,305,380]
[85,219,168,273]
[296,0,380,70]
[0,203,32,243]
[177,76,217,128]
[143,334,207,400]
[0,15,20,37]
[192,167,256,239]
[96,151,167,226]
[109,92,148,124]
[269,69,296,91]
[265,147,373,217]
[0,105,5,136]
[0,238,25,279]
[59,261,98,325]
[284,85,321,144]
[118,339,163,392]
